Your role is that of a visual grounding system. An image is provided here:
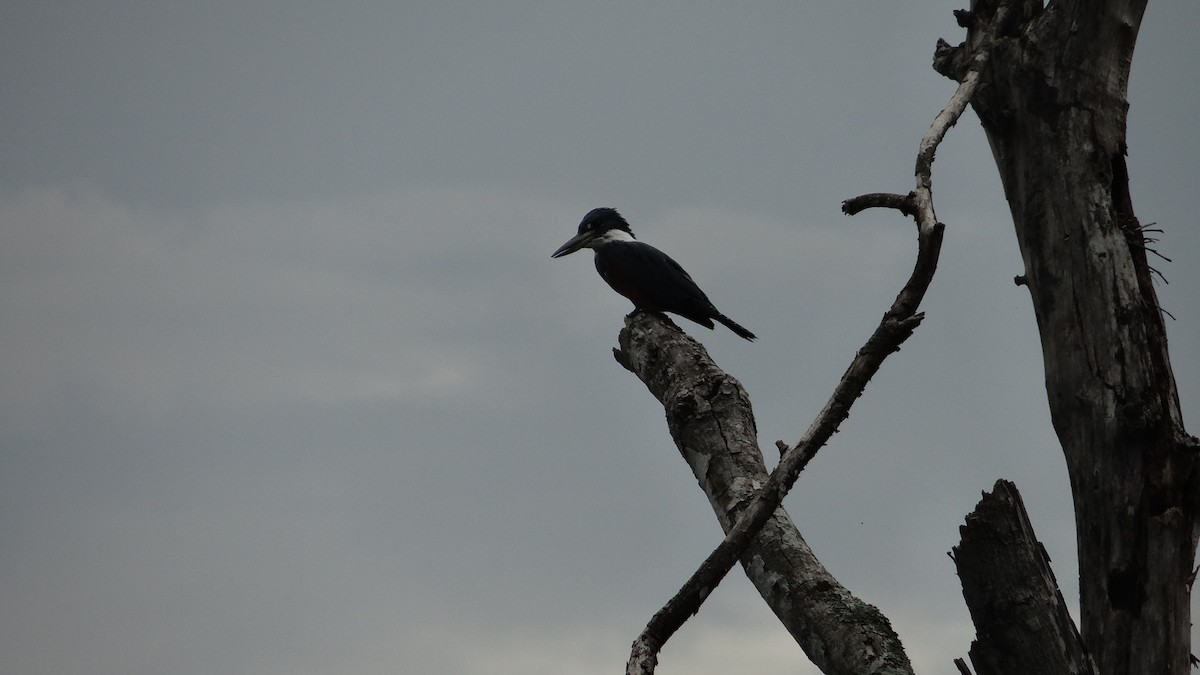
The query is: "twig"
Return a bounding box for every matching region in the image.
[842,192,916,217]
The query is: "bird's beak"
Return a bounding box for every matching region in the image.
[551,231,594,258]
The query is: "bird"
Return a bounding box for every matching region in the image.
[551,207,756,341]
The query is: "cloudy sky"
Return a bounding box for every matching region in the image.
[2,3,1197,674]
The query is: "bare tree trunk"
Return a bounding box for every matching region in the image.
[939,1,1200,672]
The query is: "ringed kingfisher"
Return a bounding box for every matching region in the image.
[551,208,756,341]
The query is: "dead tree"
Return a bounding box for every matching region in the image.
[936,1,1200,673]
[611,0,1198,673]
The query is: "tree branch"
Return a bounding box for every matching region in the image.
[618,3,1014,672]
[616,314,912,675]
[841,192,916,217]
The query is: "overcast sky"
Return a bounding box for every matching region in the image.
[2,3,1198,674]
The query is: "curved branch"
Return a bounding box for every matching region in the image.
[620,5,1013,672]
[841,191,916,217]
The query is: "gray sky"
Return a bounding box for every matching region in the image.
[2,3,1197,674]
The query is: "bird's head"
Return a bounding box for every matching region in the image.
[551,207,635,258]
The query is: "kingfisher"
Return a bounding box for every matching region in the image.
[551,208,756,341]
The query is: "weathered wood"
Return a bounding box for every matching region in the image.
[954,480,1095,675]
[616,312,912,675]
[619,7,1016,669]
[942,1,1200,672]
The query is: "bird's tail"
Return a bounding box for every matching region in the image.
[715,314,757,341]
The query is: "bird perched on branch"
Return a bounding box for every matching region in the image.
[551,208,756,341]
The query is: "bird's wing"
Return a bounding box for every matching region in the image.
[595,241,718,326]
